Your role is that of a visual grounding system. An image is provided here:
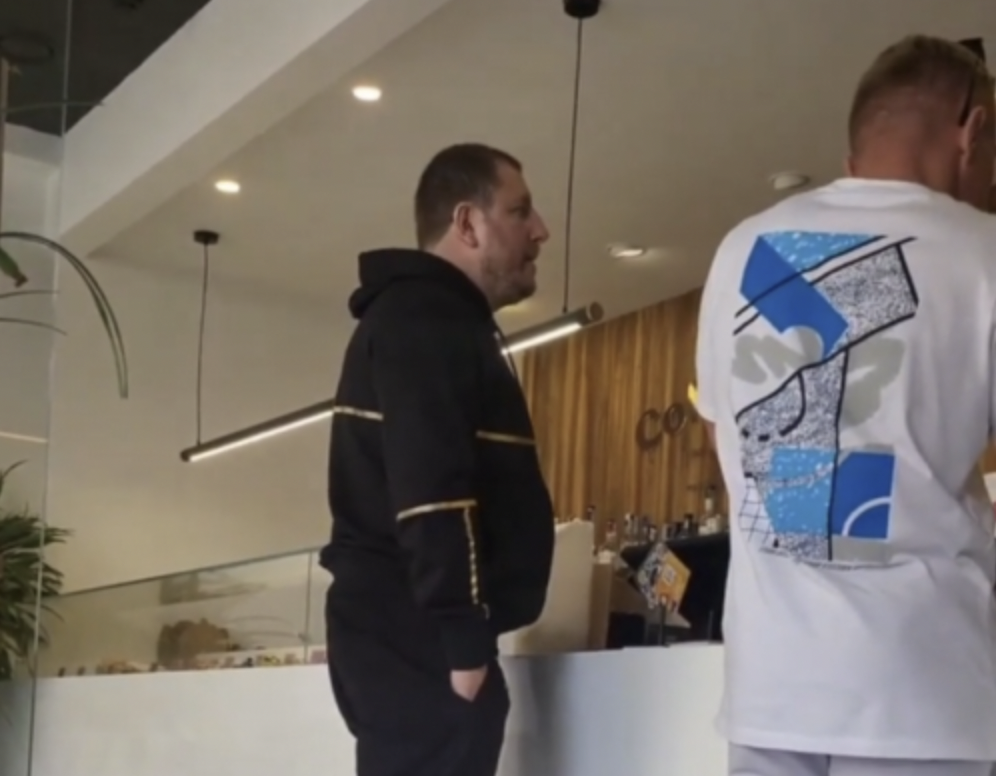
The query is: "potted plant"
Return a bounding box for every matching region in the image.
[0,463,68,681]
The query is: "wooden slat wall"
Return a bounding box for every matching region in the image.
[521,288,996,538]
[520,289,721,537]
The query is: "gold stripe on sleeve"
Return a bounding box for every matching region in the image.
[397,498,478,521]
[463,505,481,606]
[475,430,535,446]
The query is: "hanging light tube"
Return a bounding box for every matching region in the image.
[180,399,335,463]
[180,304,603,463]
[502,303,603,355]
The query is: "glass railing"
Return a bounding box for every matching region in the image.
[37,547,330,678]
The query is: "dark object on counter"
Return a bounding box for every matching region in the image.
[677,513,697,538]
[619,533,729,643]
[606,612,647,649]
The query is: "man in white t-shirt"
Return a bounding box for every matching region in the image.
[696,35,996,776]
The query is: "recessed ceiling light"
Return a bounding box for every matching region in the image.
[770,171,810,191]
[352,85,382,102]
[214,179,241,194]
[608,243,647,259]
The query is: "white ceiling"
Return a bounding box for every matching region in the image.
[96,0,996,332]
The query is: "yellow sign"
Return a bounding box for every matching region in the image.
[655,549,691,612]
[687,382,699,409]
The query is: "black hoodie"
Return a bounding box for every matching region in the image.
[321,249,555,670]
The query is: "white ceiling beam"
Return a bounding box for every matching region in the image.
[57,0,452,254]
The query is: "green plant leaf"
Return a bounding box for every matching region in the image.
[0,462,25,502]
[0,232,128,398]
[0,466,70,682]
[0,245,27,288]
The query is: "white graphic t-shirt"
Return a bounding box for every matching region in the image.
[696,178,996,760]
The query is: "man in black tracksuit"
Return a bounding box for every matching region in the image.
[321,143,555,776]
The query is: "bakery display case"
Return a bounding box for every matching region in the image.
[38,548,329,678]
[37,519,616,678]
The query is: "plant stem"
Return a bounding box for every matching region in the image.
[0,57,8,233]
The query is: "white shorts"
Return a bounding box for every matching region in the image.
[729,745,995,776]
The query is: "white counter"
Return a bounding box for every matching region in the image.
[0,644,727,776]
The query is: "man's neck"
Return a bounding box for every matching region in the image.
[424,245,499,311]
[848,146,957,198]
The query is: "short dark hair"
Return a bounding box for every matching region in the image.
[848,35,993,152]
[414,143,522,249]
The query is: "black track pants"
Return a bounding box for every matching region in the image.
[326,587,509,776]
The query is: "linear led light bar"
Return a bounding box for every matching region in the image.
[180,399,335,463]
[501,303,603,355]
[180,302,603,463]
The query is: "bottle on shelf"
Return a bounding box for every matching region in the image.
[677,512,696,538]
[605,518,619,552]
[700,484,726,535]
[621,512,635,547]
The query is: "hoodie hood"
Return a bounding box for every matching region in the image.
[348,248,493,320]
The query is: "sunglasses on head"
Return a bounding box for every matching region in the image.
[958,38,987,126]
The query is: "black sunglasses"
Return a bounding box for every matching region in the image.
[958,69,977,127]
[958,38,987,126]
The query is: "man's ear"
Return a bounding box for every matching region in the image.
[961,104,989,159]
[452,202,479,249]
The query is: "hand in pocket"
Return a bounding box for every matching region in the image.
[450,666,488,703]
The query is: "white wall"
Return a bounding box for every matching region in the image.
[0,150,59,510]
[46,261,345,591]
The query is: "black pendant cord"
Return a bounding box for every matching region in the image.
[195,243,211,445]
[561,17,585,314]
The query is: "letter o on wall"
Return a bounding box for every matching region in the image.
[636,408,663,450]
[663,403,688,435]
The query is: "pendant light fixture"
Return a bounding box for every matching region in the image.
[180,0,603,463]
[502,302,603,355]
[501,0,603,354]
[180,230,222,462]
[181,399,334,463]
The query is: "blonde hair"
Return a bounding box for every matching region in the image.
[848,35,994,151]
